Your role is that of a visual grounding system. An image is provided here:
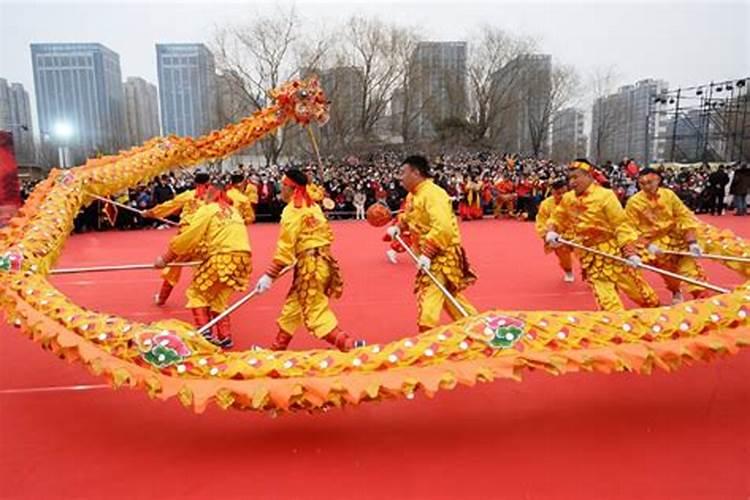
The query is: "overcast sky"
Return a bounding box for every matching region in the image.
[1,0,748,133]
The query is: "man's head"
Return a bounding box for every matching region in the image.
[551,179,568,200]
[568,159,595,195]
[230,172,244,186]
[637,167,662,195]
[194,169,210,185]
[400,155,431,192]
[281,168,308,204]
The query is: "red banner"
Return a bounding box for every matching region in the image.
[0,131,22,226]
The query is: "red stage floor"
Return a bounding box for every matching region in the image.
[1,215,749,499]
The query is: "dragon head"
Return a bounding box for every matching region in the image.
[269,77,330,126]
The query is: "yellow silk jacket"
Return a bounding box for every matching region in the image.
[169,203,250,256]
[625,187,698,244]
[407,179,462,257]
[548,183,638,250]
[271,202,334,267]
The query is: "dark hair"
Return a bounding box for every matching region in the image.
[194,171,210,185]
[230,172,244,184]
[402,155,432,178]
[551,179,568,190]
[638,167,662,178]
[284,168,308,186]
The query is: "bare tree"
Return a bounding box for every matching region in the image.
[467,26,537,144]
[341,16,404,140]
[589,66,623,163]
[387,27,421,143]
[212,6,333,165]
[526,63,580,158]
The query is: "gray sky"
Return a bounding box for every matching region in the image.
[1,0,749,134]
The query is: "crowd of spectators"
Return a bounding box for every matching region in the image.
[17,151,750,233]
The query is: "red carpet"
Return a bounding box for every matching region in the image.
[1,215,748,499]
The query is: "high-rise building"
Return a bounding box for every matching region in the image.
[590,78,669,165]
[490,54,552,156]
[156,43,218,137]
[551,107,587,162]
[31,43,126,165]
[409,41,467,138]
[123,77,160,147]
[0,79,35,164]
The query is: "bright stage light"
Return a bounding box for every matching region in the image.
[53,122,74,140]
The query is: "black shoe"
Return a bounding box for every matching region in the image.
[353,339,367,348]
[213,337,233,349]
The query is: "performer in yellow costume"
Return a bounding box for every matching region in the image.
[545,160,660,312]
[625,167,709,303]
[389,155,478,331]
[144,170,210,305]
[254,169,365,352]
[227,172,255,224]
[155,183,252,349]
[243,175,259,219]
[535,178,575,283]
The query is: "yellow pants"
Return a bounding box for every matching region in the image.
[588,269,659,312]
[185,252,251,313]
[417,282,478,330]
[650,255,707,296]
[186,283,234,312]
[277,249,342,338]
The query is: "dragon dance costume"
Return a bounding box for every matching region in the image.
[626,185,709,300]
[547,164,659,312]
[263,173,360,352]
[148,176,210,305]
[403,179,478,331]
[160,193,252,348]
[536,194,574,276]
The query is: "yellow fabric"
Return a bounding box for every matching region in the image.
[409,179,462,251]
[548,184,638,250]
[589,270,660,312]
[150,190,203,224]
[418,285,477,330]
[414,246,478,329]
[465,181,481,207]
[626,188,706,295]
[272,202,333,267]
[227,187,255,224]
[404,179,477,328]
[537,196,574,272]
[535,195,560,239]
[185,252,252,311]
[307,183,326,202]
[169,203,251,257]
[625,188,698,245]
[244,183,259,204]
[548,184,658,311]
[277,248,343,337]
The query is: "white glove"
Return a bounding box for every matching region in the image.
[386,225,400,238]
[545,231,561,246]
[688,243,702,257]
[417,254,431,271]
[626,255,642,268]
[647,243,662,256]
[254,274,273,294]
